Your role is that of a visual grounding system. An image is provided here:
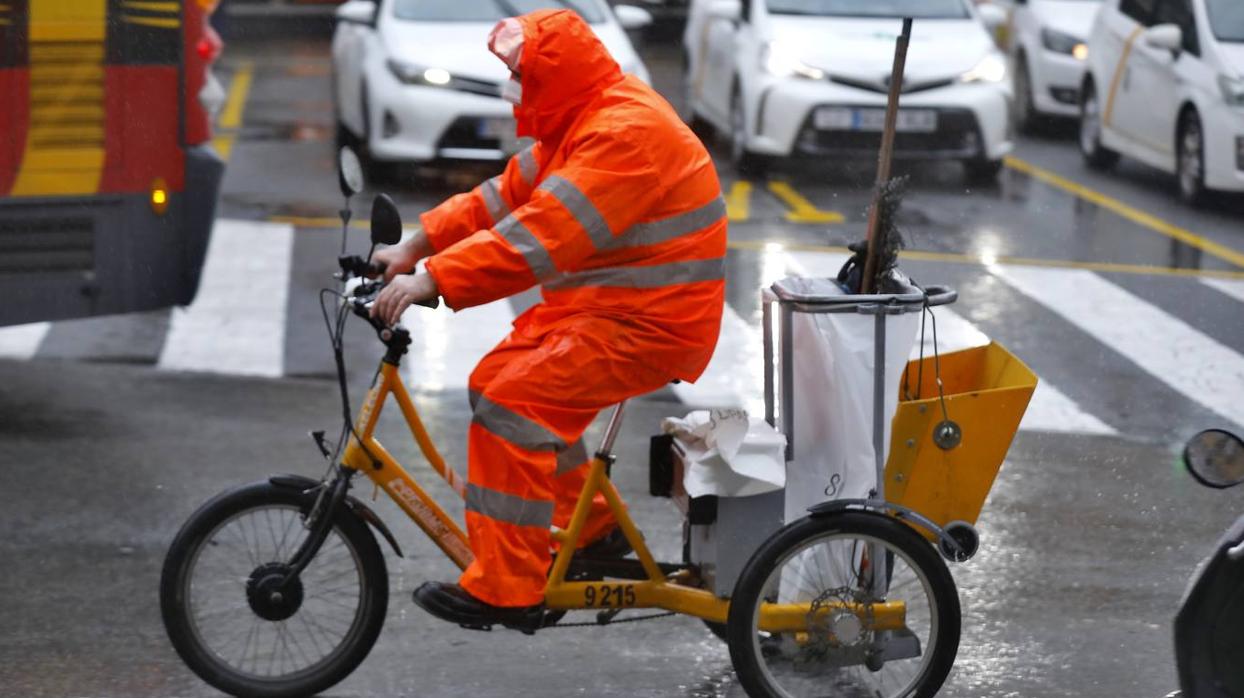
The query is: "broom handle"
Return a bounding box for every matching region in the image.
[860,17,913,295]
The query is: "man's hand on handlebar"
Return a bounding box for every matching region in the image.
[371,272,439,326]
[371,231,432,282]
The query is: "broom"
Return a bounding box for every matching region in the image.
[843,18,914,295]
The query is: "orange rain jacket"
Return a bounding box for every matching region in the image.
[421,9,727,382]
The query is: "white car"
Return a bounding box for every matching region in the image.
[1005,0,1101,130]
[682,0,1014,180]
[1080,0,1244,204]
[332,0,653,168]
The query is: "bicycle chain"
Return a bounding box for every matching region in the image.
[543,611,678,628]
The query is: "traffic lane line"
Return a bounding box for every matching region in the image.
[264,213,1244,280]
[212,61,255,161]
[725,239,1244,280]
[1004,155,1244,270]
[766,181,845,224]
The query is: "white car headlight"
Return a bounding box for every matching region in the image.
[761,42,825,80]
[1041,28,1088,61]
[960,53,1007,84]
[387,59,453,87]
[1219,74,1244,107]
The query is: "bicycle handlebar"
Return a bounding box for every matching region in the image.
[338,255,440,311]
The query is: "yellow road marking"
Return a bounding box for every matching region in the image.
[726,181,751,222]
[212,62,255,161]
[267,214,1242,279]
[211,133,236,160]
[267,215,423,233]
[121,0,179,11]
[767,181,845,224]
[121,15,180,29]
[1004,156,1244,269]
[727,239,1244,279]
[218,61,254,130]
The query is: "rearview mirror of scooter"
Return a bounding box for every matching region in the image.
[337,146,365,198]
[1184,429,1244,489]
[370,193,403,247]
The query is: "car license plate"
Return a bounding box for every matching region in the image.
[478,117,515,138]
[814,107,938,133]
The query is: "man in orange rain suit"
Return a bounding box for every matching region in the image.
[370,8,726,630]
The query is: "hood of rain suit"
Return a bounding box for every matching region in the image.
[507,10,623,141]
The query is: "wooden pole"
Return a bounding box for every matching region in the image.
[860,17,913,295]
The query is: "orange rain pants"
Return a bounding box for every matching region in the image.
[458,319,672,607]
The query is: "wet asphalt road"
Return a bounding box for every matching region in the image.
[4,19,1244,698]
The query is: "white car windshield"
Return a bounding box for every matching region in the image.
[764,0,968,18]
[392,0,606,23]
[1206,0,1244,42]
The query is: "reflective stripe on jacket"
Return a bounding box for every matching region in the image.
[421,9,726,381]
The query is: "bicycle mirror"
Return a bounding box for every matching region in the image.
[370,193,403,246]
[1184,429,1244,489]
[337,146,364,198]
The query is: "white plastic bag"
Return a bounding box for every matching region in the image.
[662,409,786,498]
[784,306,921,522]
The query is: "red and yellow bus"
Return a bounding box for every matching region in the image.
[0,0,225,326]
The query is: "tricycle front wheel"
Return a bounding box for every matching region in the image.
[727,511,960,698]
[160,481,389,698]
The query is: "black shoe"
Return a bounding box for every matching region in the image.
[575,527,633,560]
[412,582,544,634]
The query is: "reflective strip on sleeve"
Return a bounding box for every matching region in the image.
[495,215,558,280]
[537,175,614,250]
[555,439,590,476]
[606,196,726,250]
[465,483,554,528]
[517,146,538,186]
[481,176,510,224]
[472,394,568,452]
[543,257,725,291]
[468,389,481,411]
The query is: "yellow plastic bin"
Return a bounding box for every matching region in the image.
[885,341,1037,535]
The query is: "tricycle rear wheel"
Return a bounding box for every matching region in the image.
[727,511,959,698]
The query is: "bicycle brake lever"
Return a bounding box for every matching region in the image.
[309,430,332,459]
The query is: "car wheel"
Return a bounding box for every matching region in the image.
[963,158,1004,184]
[1079,81,1119,170]
[1013,54,1039,135]
[1177,109,1208,206]
[730,88,767,177]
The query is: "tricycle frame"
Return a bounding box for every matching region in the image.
[337,342,906,632]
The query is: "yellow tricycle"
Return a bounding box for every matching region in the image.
[159,154,1036,698]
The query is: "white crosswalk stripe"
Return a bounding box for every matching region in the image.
[158,219,295,377]
[1203,277,1244,305]
[0,321,50,360]
[993,265,1244,432]
[4,219,1244,439]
